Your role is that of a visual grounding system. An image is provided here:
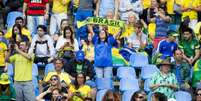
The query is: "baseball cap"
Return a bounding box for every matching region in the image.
[76,50,85,61]
[167,30,179,37]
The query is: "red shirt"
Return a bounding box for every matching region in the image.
[24,0,48,16]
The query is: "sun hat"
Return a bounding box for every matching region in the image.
[0,73,10,85]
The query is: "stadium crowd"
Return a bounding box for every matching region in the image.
[0,0,201,101]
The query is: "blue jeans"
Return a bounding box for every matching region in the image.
[95,67,113,78]
[49,13,68,35]
[14,81,35,101]
[27,15,45,37]
[75,9,93,40]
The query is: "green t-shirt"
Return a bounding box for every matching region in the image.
[0,85,16,101]
[179,38,200,58]
[76,64,83,73]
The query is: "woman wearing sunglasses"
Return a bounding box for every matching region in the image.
[195,87,201,101]
[36,75,68,101]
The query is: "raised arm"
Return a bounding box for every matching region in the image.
[15,44,33,60]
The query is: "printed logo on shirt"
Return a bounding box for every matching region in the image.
[31,0,42,3]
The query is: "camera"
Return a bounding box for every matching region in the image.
[56,96,67,101]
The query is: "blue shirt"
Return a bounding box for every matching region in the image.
[99,0,115,17]
[155,17,169,38]
[92,34,116,67]
[157,39,177,57]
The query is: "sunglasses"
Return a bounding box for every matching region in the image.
[51,77,58,81]
[197,93,201,96]
[136,95,144,99]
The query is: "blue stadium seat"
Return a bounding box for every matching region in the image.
[147,92,153,101]
[119,78,139,92]
[96,89,108,101]
[85,80,96,88]
[144,78,151,93]
[44,63,55,76]
[6,11,23,30]
[7,63,14,76]
[32,63,38,77]
[32,64,39,96]
[129,53,148,68]
[168,24,179,32]
[32,76,39,96]
[7,64,14,85]
[141,65,159,80]
[96,78,113,90]
[122,90,137,101]
[117,67,136,79]
[175,91,192,101]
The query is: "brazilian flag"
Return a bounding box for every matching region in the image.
[112,48,128,66]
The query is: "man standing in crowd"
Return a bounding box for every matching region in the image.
[8,40,35,101]
[23,0,49,37]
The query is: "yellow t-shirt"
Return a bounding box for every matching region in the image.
[181,0,201,20]
[44,72,71,85]
[0,42,7,67]
[52,0,71,13]
[121,25,135,38]
[82,44,94,62]
[73,0,79,8]
[148,23,156,39]
[69,84,91,101]
[142,0,151,9]
[166,0,174,14]
[194,22,201,42]
[108,26,121,35]
[4,28,31,41]
[9,54,34,81]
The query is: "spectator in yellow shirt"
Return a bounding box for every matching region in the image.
[49,0,71,36]
[82,33,94,63]
[8,41,35,101]
[181,0,201,29]
[44,58,72,87]
[0,31,8,75]
[121,12,137,38]
[4,17,31,41]
[68,73,94,101]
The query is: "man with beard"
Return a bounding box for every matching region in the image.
[179,27,200,65]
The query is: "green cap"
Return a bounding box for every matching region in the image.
[167,30,179,37]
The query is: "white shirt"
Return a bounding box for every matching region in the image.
[28,34,55,57]
[55,36,79,51]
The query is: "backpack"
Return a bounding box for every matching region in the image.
[33,40,50,55]
[57,46,75,59]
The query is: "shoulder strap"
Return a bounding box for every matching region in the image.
[33,40,50,54]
